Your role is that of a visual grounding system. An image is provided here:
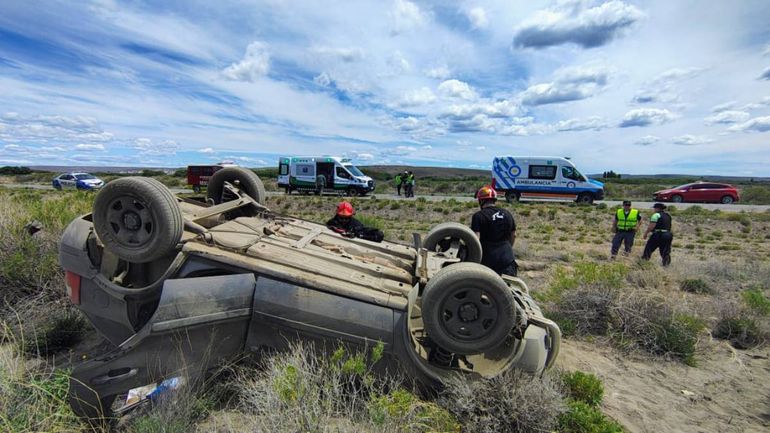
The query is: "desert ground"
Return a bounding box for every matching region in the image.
[1,175,769,433]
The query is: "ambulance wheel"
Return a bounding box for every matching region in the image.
[192,185,201,193]
[347,188,360,197]
[93,177,183,263]
[207,167,266,205]
[423,222,482,263]
[576,193,593,204]
[505,191,520,203]
[422,263,515,355]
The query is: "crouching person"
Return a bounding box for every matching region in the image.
[327,201,384,242]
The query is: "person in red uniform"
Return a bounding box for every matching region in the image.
[326,201,364,238]
[470,185,518,276]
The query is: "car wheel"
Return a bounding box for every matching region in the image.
[93,177,183,263]
[671,195,683,203]
[505,191,520,204]
[720,195,734,204]
[576,193,593,204]
[53,182,62,190]
[422,263,516,355]
[207,167,266,205]
[423,222,482,263]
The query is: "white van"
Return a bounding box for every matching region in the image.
[277,156,375,196]
[491,156,604,204]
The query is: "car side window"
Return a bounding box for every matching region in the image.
[62,175,73,180]
[529,165,557,180]
[561,166,581,181]
[336,167,351,179]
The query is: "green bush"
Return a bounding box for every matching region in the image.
[652,314,704,366]
[368,389,460,432]
[679,279,712,295]
[742,288,770,315]
[558,400,625,433]
[562,371,604,407]
[714,317,764,349]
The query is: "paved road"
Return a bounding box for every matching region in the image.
[3,183,768,212]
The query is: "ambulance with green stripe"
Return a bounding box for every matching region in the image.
[278,156,375,196]
[491,156,604,204]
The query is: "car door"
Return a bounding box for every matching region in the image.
[705,184,727,202]
[60,174,76,189]
[686,184,708,202]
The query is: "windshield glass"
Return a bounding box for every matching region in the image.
[75,174,96,180]
[344,164,364,177]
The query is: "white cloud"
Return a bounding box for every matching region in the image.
[711,101,737,112]
[354,152,374,161]
[764,44,770,56]
[466,7,488,29]
[221,41,270,82]
[555,116,607,132]
[313,72,332,87]
[619,108,676,127]
[521,64,610,105]
[390,0,427,35]
[704,110,750,125]
[671,134,713,145]
[424,66,451,80]
[394,87,436,107]
[75,143,105,151]
[199,147,216,154]
[474,145,486,151]
[728,116,770,132]
[760,67,770,81]
[513,1,644,49]
[633,135,660,146]
[632,67,705,104]
[438,79,477,100]
[310,46,364,62]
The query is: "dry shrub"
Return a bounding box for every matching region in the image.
[236,341,453,433]
[554,287,617,336]
[439,370,565,433]
[713,300,768,350]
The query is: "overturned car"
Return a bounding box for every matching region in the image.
[59,167,560,419]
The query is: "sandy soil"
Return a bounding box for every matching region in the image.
[558,339,770,433]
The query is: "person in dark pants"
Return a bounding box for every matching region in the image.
[394,173,402,196]
[326,201,364,238]
[611,200,641,258]
[470,185,517,276]
[642,202,673,266]
[405,171,415,197]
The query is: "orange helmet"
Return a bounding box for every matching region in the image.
[336,201,354,217]
[476,185,498,201]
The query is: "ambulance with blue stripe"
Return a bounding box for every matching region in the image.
[491,156,604,204]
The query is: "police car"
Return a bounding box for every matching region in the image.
[52,172,105,190]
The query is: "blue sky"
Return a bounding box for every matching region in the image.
[1,0,769,175]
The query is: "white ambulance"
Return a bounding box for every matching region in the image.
[277,156,375,196]
[491,156,604,204]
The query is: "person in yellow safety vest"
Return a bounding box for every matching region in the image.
[394,173,402,196]
[610,200,641,258]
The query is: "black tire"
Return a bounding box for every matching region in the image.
[423,222,482,263]
[671,194,683,203]
[505,191,519,203]
[347,187,360,197]
[207,167,266,205]
[576,193,593,204]
[720,195,734,204]
[192,184,201,193]
[93,177,183,263]
[422,263,516,355]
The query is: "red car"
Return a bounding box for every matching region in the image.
[653,182,740,204]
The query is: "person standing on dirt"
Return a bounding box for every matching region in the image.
[394,173,402,196]
[470,185,517,276]
[610,200,641,259]
[327,201,364,238]
[642,202,673,266]
[405,171,415,197]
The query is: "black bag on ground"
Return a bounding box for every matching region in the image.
[359,227,384,242]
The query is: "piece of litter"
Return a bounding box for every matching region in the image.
[681,390,695,397]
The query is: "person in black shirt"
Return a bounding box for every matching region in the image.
[642,202,673,266]
[326,201,364,238]
[470,185,517,276]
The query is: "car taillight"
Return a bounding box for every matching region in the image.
[65,271,81,305]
